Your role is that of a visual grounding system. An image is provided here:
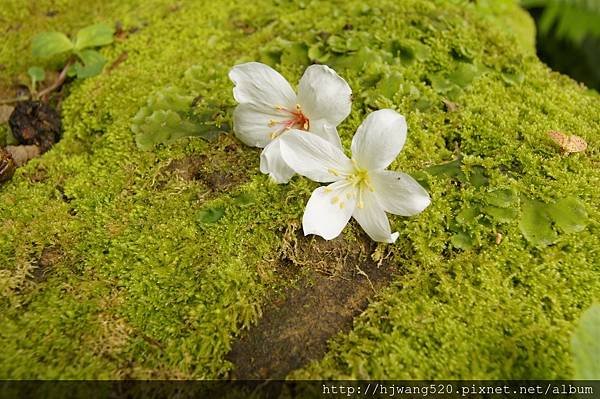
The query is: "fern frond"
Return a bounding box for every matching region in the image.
[521,0,600,43]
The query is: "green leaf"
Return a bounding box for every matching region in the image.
[447,63,481,88]
[133,109,200,150]
[468,166,488,187]
[413,42,431,61]
[546,197,588,234]
[132,85,226,150]
[450,232,473,250]
[345,36,362,52]
[376,72,403,100]
[519,200,556,247]
[147,86,194,113]
[430,74,455,93]
[485,188,517,208]
[74,23,115,50]
[196,207,225,225]
[27,66,45,83]
[232,192,255,208]
[415,97,434,111]
[74,50,107,78]
[308,43,330,63]
[456,207,480,224]
[424,159,467,182]
[280,42,309,66]
[66,64,78,78]
[501,70,525,86]
[32,32,73,58]
[483,206,518,223]
[571,304,600,379]
[327,36,347,53]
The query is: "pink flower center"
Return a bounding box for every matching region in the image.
[268,104,310,139]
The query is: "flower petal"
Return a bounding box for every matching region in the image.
[229,62,296,109]
[279,130,353,183]
[303,180,357,240]
[352,189,398,243]
[233,103,284,148]
[297,64,352,126]
[351,109,407,170]
[371,170,431,216]
[309,118,342,149]
[259,140,295,184]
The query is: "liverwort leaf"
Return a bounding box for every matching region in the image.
[281,42,309,66]
[448,63,481,88]
[519,199,557,247]
[456,207,480,224]
[424,159,467,182]
[450,231,473,250]
[196,207,225,226]
[546,197,588,234]
[486,188,517,208]
[483,206,518,223]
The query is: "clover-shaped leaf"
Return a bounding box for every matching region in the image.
[32,32,73,58]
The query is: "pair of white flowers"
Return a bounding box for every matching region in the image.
[229,62,430,243]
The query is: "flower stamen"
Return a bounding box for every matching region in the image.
[345,161,375,210]
[268,104,310,139]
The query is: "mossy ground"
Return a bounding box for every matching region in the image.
[0,0,598,379]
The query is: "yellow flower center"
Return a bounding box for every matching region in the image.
[347,166,373,209]
[327,161,374,210]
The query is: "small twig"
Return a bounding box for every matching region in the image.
[356,264,376,294]
[37,59,74,100]
[0,96,29,105]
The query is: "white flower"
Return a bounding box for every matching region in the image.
[279,109,431,243]
[229,62,352,183]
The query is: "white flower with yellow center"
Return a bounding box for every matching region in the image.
[229,62,352,183]
[279,109,431,243]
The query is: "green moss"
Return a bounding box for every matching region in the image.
[0,0,599,379]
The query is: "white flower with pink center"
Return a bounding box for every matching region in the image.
[229,62,352,183]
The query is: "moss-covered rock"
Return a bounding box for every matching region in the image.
[0,0,598,379]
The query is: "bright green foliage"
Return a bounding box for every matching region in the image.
[74,23,115,51]
[546,197,588,234]
[519,197,588,246]
[0,0,598,380]
[27,66,45,92]
[32,32,73,58]
[30,23,114,80]
[519,199,558,246]
[73,50,107,79]
[571,304,600,379]
[131,85,225,150]
[196,207,225,226]
[521,0,600,43]
[27,66,46,82]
